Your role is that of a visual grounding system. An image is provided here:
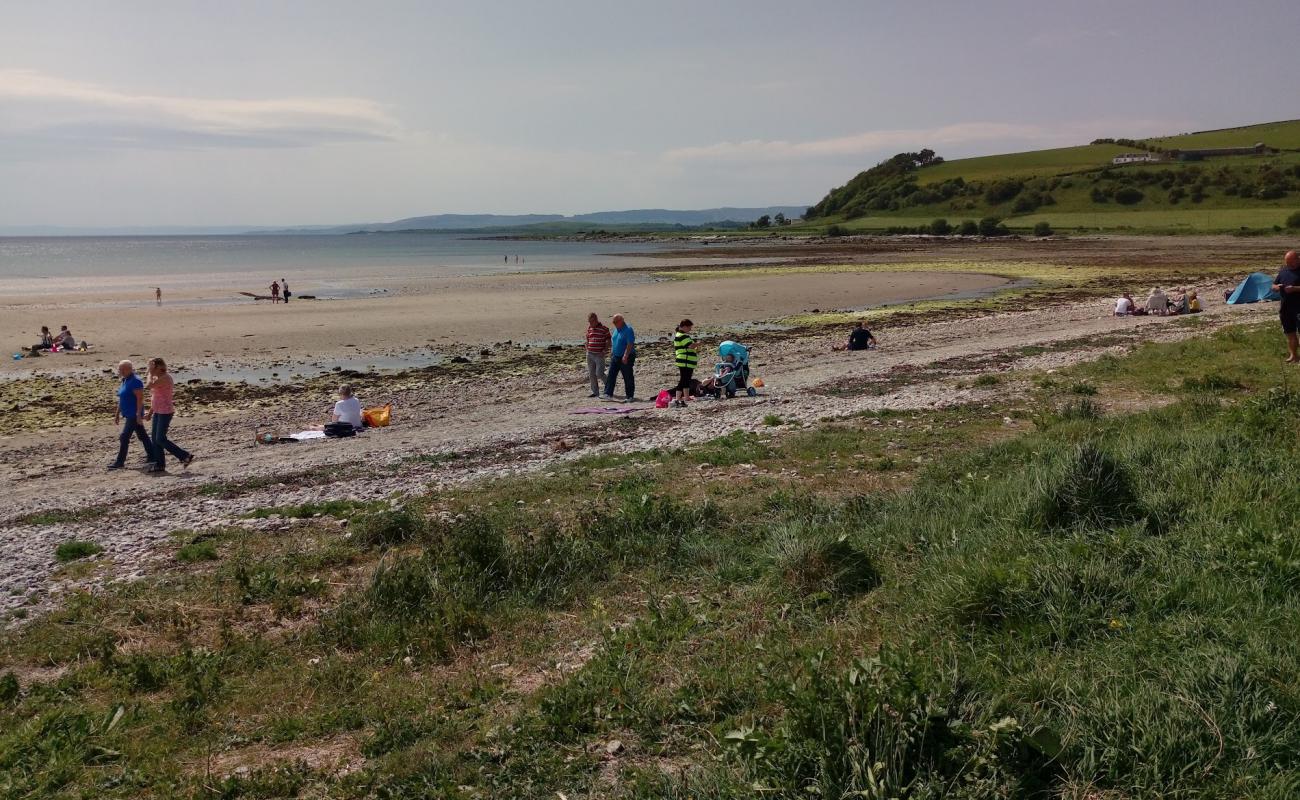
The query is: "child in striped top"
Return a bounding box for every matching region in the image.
[672,319,698,408]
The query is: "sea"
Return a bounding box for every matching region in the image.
[0,233,681,287]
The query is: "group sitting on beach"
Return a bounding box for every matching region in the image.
[1114,288,1201,317]
[30,324,85,354]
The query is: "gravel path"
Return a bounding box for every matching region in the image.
[0,289,1271,623]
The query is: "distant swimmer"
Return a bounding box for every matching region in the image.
[155,287,162,306]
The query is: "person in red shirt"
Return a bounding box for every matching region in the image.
[585,313,612,397]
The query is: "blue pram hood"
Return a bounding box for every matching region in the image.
[718,340,750,364]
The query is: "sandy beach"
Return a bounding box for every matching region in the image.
[2,263,1009,376]
[0,233,1287,621]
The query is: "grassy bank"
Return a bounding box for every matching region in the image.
[3,324,1299,798]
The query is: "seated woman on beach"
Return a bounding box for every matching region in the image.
[32,326,53,351]
[1114,294,1136,316]
[52,325,77,350]
[1171,291,1190,315]
[1187,290,1202,313]
[1145,288,1168,316]
[330,384,364,429]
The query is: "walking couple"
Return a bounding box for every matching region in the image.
[108,358,196,473]
[585,313,637,402]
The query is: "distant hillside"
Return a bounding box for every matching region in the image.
[803,119,1300,234]
[313,207,808,234]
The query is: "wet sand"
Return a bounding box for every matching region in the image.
[1,268,1009,375]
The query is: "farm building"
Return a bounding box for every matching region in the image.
[1171,142,1273,161]
[1112,152,1161,165]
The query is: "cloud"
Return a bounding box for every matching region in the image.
[0,69,400,153]
[662,119,1190,164]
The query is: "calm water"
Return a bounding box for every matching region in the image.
[0,233,678,281]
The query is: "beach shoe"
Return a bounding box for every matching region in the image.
[588,393,598,398]
[106,463,125,470]
[181,454,195,468]
[145,464,166,474]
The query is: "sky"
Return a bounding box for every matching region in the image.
[1,0,1296,227]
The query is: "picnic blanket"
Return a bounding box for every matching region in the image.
[569,406,647,415]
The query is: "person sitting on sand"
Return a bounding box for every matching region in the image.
[1114,294,1135,316]
[33,326,53,352]
[331,384,363,429]
[1187,290,1202,313]
[53,325,76,350]
[1171,290,1190,315]
[834,321,877,351]
[1145,287,1168,316]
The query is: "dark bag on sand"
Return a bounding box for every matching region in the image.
[324,422,356,438]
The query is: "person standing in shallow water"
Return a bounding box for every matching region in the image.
[108,360,158,472]
[1273,250,1300,363]
[145,357,195,472]
[269,281,280,303]
[155,287,162,306]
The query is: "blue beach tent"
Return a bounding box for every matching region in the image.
[1226,272,1280,304]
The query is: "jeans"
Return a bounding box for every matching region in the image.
[150,412,191,468]
[604,354,635,399]
[586,351,607,395]
[115,418,156,467]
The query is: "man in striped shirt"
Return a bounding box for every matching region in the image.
[585,313,612,397]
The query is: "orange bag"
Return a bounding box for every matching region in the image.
[361,404,392,428]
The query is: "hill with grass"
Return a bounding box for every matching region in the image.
[802,119,1300,234]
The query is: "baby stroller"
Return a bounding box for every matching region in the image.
[714,340,756,398]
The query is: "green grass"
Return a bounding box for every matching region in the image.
[917,142,1134,185]
[7,321,1300,797]
[242,499,378,520]
[175,540,219,563]
[1011,207,1299,231]
[1147,118,1300,150]
[53,540,103,563]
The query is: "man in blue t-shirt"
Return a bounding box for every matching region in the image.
[1273,250,1300,363]
[109,360,158,471]
[604,313,637,401]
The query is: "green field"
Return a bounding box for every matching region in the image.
[916,143,1133,185]
[1147,118,1300,150]
[799,119,1300,235]
[1008,207,1299,232]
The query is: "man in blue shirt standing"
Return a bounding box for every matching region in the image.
[109,359,159,471]
[1273,250,1300,363]
[604,313,637,402]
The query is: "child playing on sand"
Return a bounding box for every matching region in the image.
[672,319,698,408]
[145,357,195,472]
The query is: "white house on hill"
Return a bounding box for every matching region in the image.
[1112,152,1160,165]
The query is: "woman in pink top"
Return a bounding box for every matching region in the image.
[145,357,195,472]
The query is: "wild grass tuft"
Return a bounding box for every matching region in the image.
[765,525,879,599]
[54,540,102,563]
[1028,444,1148,533]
